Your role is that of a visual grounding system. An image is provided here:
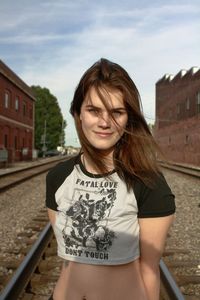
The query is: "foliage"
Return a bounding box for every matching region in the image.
[148,123,155,134]
[31,85,66,151]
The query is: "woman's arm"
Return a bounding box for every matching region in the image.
[47,207,56,225]
[138,215,174,300]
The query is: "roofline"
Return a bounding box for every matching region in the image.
[0,59,36,101]
[156,66,199,85]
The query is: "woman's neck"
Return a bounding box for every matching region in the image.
[82,152,114,174]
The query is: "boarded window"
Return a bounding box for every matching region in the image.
[197,92,200,113]
[15,97,19,111]
[5,91,9,108]
[186,98,190,110]
[4,134,8,147]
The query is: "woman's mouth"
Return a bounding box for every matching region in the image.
[94,131,113,137]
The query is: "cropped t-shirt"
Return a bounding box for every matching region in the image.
[46,155,175,265]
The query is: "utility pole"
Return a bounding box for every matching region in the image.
[60,119,64,148]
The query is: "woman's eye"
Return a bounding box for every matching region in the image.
[88,109,98,114]
[112,111,122,117]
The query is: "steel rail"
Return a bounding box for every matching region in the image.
[0,223,53,300]
[0,222,185,300]
[159,160,200,179]
[0,156,68,178]
[160,259,185,300]
[0,156,69,193]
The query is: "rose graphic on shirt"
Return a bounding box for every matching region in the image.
[62,188,116,252]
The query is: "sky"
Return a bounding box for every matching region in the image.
[1,0,200,147]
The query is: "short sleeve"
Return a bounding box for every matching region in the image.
[133,174,176,218]
[46,169,58,211]
[45,155,79,211]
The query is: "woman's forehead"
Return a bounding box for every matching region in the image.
[84,86,125,108]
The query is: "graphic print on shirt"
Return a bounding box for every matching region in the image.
[62,180,117,260]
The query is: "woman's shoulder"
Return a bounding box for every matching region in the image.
[132,173,175,218]
[133,172,170,193]
[46,154,80,181]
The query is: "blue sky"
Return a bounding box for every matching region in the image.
[1,0,200,146]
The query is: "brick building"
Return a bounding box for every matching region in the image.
[0,60,36,163]
[154,67,200,166]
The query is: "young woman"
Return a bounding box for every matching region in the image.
[46,58,175,300]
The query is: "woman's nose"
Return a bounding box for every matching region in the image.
[98,112,111,128]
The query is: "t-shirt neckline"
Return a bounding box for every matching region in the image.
[77,154,116,179]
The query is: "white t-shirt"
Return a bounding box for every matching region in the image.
[46,155,175,265]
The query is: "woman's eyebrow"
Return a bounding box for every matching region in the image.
[85,104,101,110]
[110,107,127,111]
[85,104,98,108]
[85,104,126,111]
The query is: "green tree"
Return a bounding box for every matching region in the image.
[31,85,66,152]
[148,123,155,134]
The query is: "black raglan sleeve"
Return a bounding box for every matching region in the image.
[46,155,79,211]
[46,167,58,211]
[133,174,176,218]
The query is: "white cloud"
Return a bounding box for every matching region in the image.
[1,0,200,145]
[0,33,77,44]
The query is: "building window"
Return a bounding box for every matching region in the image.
[14,136,18,149]
[29,107,33,119]
[185,135,189,144]
[29,138,32,149]
[4,134,8,148]
[186,97,190,110]
[15,97,19,111]
[4,91,9,108]
[197,92,200,113]
[23,102,26,116]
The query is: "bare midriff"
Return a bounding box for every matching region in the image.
[53,259,148,300]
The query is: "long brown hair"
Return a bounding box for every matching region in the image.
[70,58,161,190]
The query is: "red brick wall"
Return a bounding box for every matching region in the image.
[154,116,200,166]
[0,119,33,162]
[0,74,34,127]
[0,68,35,163]
[154,68,200,166]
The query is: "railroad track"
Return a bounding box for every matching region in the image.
[0,160,199,299]
[161,247,200,299]
[0,215,185,300]
[0,156,71,192]
[159,160,200,179]
[0,208,59,300]
[160,161,200,299]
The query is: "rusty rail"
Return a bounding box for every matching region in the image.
[0,223,53,300]
[160,259,185,300]
[0,221,185,300]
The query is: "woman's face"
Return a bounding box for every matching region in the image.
[80,87,128,155]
